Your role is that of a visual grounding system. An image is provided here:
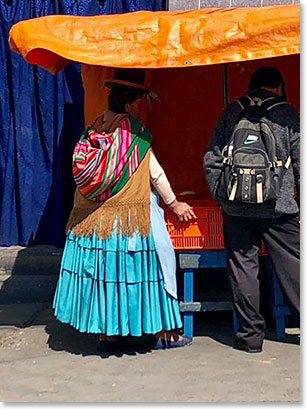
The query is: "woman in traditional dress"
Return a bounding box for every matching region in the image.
[53,72,196,351]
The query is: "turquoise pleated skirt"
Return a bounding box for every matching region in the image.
[53,229,182,336]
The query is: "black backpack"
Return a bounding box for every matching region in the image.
[217,95,291,204]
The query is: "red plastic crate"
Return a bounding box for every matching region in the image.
[163,200,267,254]
[164,205,224,250]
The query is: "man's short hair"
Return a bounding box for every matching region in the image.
[248,66,287,100]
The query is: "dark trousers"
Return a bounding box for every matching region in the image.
[223,213,300,348]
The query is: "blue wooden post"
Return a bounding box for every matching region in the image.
[233,309,240,336]
[273,271,291,340]
[267,258,291,340]
[183,268,194,338]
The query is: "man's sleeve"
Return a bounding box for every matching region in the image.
[203,102,241,202]
[288,106,300,206]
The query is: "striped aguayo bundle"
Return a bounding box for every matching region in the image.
[72,115,152,202]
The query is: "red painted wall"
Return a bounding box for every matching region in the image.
[147,54,299,201]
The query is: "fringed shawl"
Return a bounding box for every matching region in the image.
[66,112,152,239]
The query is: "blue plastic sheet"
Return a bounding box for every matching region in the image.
[0,0,163,247]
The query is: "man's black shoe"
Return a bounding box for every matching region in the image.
[233,338,262,353]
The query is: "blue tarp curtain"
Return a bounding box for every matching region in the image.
[0,0,163,247]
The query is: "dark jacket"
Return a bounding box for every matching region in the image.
[204,89,300,218]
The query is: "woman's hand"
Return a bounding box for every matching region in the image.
[168,200,197,222]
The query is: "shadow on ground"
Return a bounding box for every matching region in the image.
[45,320,158,359]
[193,311,300,347]
[19,305,161,359]
[44,313,300,358]
[2,303,299,359]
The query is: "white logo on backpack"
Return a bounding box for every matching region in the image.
[244,135,259,145]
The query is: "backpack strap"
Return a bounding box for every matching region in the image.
[240,94,290,112]
[234,96,275,122]
[266,101,288,111]
[235,95,279,113]
[234,99,245,110]
[285,156,291,169]
[244,94,276,107]
[260,98,291,169]
[262,99,290,168]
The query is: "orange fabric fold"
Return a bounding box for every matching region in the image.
[9,5,299,74]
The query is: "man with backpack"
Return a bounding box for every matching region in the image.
[203,67,300,353]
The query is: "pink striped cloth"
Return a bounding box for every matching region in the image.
[72,117,142,202]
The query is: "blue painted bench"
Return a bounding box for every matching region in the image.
[178,250,290,340]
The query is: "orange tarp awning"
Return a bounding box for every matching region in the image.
[9,5,299,74]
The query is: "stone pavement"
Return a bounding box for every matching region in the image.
[0,303,300,403]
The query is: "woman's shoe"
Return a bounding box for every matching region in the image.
[154,335,192,350]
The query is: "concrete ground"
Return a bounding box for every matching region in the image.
[0,303,300,403]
